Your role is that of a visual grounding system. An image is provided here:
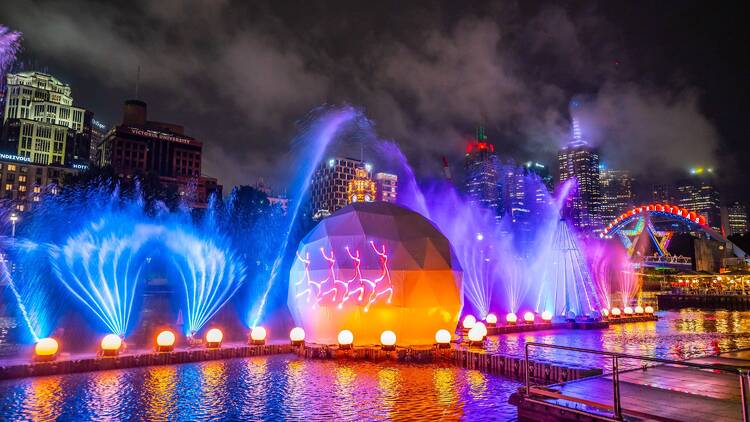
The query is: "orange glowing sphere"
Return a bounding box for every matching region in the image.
[645,305,655,314]
[541,311,553,321]
[634,306,644,314]
[250,326,267,341]
[474,322,487,338]
[485,313,497,324]
[290,327,305,343]
[380,330,397,346]
[611,307,622,316]
[288,203,462,346]
[462,315,477,329]
[523,312,535,322]
[156,330,176,347]
[205,328,223,344]
[624,306,634,315]
[467,325,484,342]
[338,330,354,345]
[506,313,518,323]
[35,337,59,357]
[100,334,122,351]
[435,329,451,344]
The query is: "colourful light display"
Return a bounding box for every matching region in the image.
[288,202,462,346]
[346,167,376,204]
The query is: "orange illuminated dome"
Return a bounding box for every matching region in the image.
[205,328,223,349]
[34,337,59,361]
[288,202,463,346]
[156,330,176,352]
[100,334,123,356]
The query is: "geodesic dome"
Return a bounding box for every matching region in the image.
[288,202,463,345]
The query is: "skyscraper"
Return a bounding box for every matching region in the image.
[723,201,748,236]
[1,71,92,165]
[599,166,634,225]
[676,167,721,232]
[464,126,502,222]
[374,172,398,203]
[311,157,368,220]
[652,183,675,203]
[557,105,601,232]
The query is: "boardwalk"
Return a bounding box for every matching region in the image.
[513,349,750,422]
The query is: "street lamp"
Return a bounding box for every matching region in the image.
[9,213,18,238]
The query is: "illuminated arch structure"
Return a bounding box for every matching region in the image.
[600,204,724,262]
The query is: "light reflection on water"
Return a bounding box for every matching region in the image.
[0,356,520,421]
[0,310,749,420]
[485,309,750,371]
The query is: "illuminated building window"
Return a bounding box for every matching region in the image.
[19,185,27,192]
[8,164,16,172]
[4,184,12,191]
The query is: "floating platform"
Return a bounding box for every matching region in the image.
[658,293,750,310]
[0,342,292,381]
[299,343,601,384]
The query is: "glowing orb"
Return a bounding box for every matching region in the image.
[288,202,462,346]
[624,306,634,315]
[205,328,223,348]
[381,330,397,350]
[467,325,484,344]
[602,309,610,317]
[645,305,654,314]
[156,330,176,352]
[541,311,553,322]
[474,322,487,338]
[506,313,518,324]
[338,329,354,347]
[290,327,305,345]
[435,329,452,346]
[100,334,122,356]
[35,337,59,358]
[634,305,644,314]
[611,307,621,316]
[485,313,497,325]
[250,326,267,345]
[462,315,477,329]
[523,312,535,323]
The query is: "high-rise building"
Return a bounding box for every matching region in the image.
[524,161,553,192]
[464,126,502,222]
[676,167,721,232]
[311,157,368,220]
[652,183,675,203]
[98,100,220,208]
[599,166,634,225]
[89,118,108,165]
[375,172,398,203]
[1,71,91,165]
[1,152,84,213]
[557,111,601,232]
[723,201,748,236]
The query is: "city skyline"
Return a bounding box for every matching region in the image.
[0,1,748,205]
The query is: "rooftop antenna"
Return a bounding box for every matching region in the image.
[135,65,140,99]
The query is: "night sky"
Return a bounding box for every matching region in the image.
[1,1,748,203]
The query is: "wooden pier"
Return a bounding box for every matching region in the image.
[658,293,750,310]
[510,347,750,422]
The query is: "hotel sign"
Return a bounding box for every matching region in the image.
[124,127,198,146]
[0,153,32,163]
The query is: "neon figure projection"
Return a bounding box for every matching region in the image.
[295,241,393,312]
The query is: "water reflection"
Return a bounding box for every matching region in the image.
[0,356,522,421]
[142,366,177,421]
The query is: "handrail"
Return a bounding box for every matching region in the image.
[524,342,749,421]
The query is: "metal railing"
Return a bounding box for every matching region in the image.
[524,342,750,421]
